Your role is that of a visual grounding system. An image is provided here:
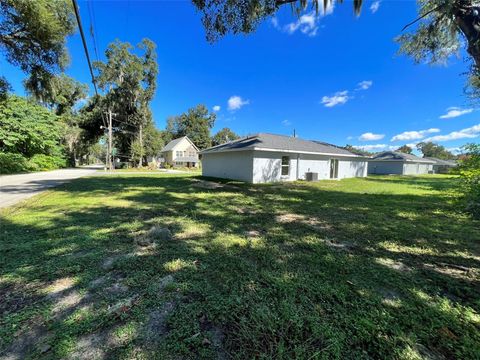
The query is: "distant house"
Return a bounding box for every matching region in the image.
[200,133,368,183]
[424,157,457,174]
[160,136,199,167]
[368,151,435,175]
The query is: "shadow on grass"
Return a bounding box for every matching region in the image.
[0,175,479,359]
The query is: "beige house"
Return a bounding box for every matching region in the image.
[160,136,200,167]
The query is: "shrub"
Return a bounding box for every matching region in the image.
[28,154,67,171]
[458,144,480,219]
[0,153,31,174]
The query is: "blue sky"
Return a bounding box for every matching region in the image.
[2,0,478,153]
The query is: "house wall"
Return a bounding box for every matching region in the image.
[368,161,404,175]
[403,163,431,175]
[202,151,254,182]
[297,154,330,179]
[163,138,199,166]
[253,151,367,183]
[338,159,368,179]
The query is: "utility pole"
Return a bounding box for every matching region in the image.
[138,123,143,168]
[108,109,113,171]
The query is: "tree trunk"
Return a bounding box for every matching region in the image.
[454,4,480,70]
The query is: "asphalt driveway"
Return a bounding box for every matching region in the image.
[0,166,101,209]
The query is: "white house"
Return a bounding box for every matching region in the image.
[200,133,368,183]
[424,157,457,174]
[368,151,435,175]
[160,136,200,168]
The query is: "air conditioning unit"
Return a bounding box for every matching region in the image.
[305,172,318,181]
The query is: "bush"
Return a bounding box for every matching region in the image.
[459,169,480,219]
[28,154,67,171]
[0,153,30,174]
[458,144,480,219]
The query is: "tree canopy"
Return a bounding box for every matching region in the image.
[0,95,63,157]
[416,141,455,159]
[395,145,413,154]
[212,127,240,146]
[0,0,76,99]
[166,104,216,150]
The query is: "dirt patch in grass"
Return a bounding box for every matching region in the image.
[376,257,412,273]
[191,179,239,191]
[423,262,478,281]
[275,212,333,232]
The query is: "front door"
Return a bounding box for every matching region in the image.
[330,159,339,179]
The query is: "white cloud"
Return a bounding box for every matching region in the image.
[212,105,221,112]
[227,96,249,111]
[321,90,350,107]
[282,119,291,126]
[271,17,280,30]
[359,132,385,141]
[370,1,381,14]
[284,12,319,37]
[347,136,354,140]
[447,147,462,155]
[357,80,373,90]
[439,106,473,119]
[279,4,333,37]
[391,128,440,142]
[423,124,480,142]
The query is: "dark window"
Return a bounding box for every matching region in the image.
[330,159,339,179]
[281,156,290,176]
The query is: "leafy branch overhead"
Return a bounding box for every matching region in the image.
[193,0,480,94]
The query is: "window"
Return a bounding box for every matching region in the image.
[175,161,184,166]
[281,156,290,176]
[330,159,339,179]
[176,151,184,157]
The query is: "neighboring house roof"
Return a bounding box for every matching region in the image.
[424,157,457,166]
[161,136,199,152]
[200,133,361,157]
[370,151,435,164]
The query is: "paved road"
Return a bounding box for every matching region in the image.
[0,166,101,209]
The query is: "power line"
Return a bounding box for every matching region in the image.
[87,0,100,62]
[71,0,98,96]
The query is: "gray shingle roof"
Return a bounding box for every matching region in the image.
[370,151,435,163]
[424,157,457,166]
[200,133,360,157]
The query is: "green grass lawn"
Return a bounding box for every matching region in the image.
[1,174,479,359]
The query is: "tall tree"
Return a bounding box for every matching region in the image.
[0,0,76,99]
[416,141,455,159]
[93,39,158,168]
[396,145,413,154]
[167,104,216,150]
[343,144,372,156]
[212,127,239,146]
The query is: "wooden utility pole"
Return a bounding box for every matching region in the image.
[108,109,113,171]
[138,123,143,168]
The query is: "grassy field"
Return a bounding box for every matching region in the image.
[0,174,479,359]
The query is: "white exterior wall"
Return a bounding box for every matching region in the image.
[403,163,431,175]
[297,154,330,180]
[252,151,287,183]
[202,150,368,183]
[252,151,367,183]
[368,161,404,175]
[201,151,253,182]
[338,159,368,179]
